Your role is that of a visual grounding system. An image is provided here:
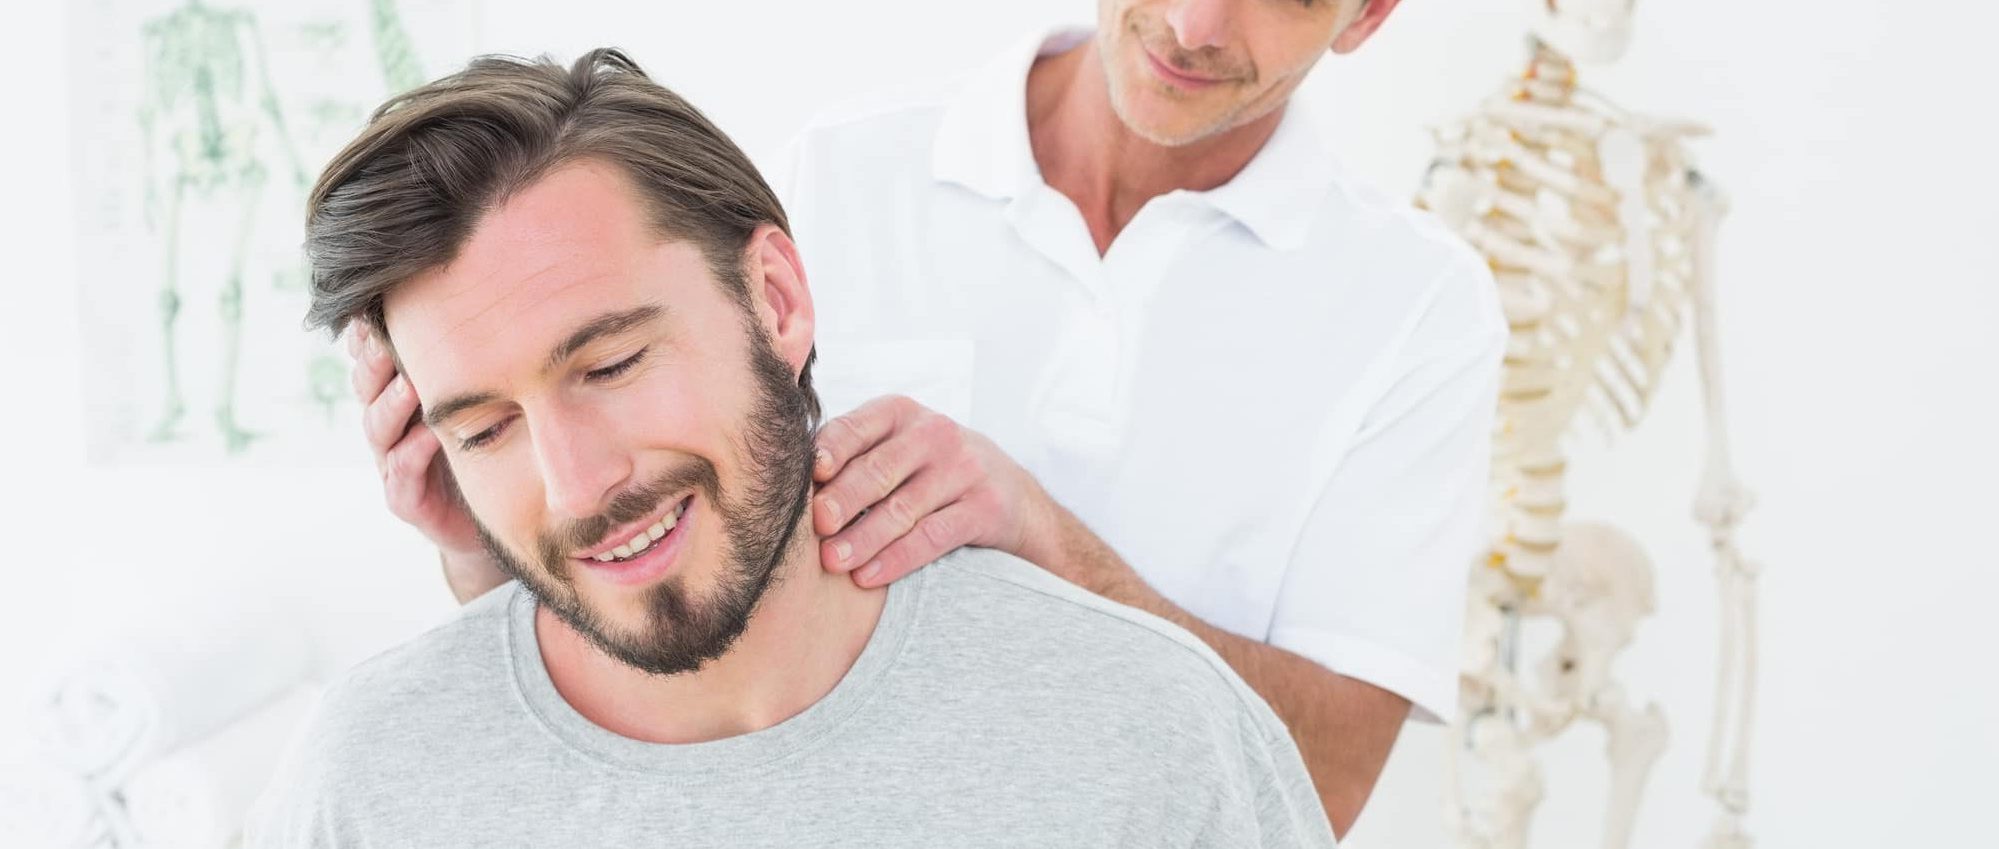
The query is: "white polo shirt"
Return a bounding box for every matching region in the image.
[780,30,1505,722]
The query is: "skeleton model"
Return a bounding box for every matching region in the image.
[1418,2,1760,848]
[138,0,305,453]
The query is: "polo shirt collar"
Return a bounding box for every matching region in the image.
[930,30,1071,201]
[931,28,1342,252]
[1198,98,1338,251]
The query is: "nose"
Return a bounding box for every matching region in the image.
[531,405,632,522]
[1163,0,1232,52]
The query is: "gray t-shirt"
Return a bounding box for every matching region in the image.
[248,548,1336,847]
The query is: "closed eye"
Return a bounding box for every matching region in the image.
[586,348,647,382]
[460,418,508,451]
[458,348,649,452]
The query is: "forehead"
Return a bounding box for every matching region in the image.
[383,160,694,376]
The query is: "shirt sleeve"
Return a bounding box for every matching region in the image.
[1265,261,1506,724]
[1190,709,1341,849]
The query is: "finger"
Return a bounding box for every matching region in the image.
[364,373,422,460]
[820,467,975,573]
[852,501,983,588]
[811,418,934,536]
[425,439,466,508]
[812,394,918,484]
[382,423,443,516]
[348,331,398,405]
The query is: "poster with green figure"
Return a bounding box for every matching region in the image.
[73,0,481,464]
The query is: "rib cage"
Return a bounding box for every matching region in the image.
[1420,54,1706,579]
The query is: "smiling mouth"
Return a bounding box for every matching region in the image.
[1144,48,1229,88]
[580,495,692,564]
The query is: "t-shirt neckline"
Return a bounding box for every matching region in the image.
[504,566,925,778]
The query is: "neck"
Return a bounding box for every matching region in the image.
[1026,38,1284,255]
[535,507,887,744]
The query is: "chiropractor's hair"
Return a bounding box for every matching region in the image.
[303,47,816,418]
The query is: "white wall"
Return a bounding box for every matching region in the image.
[4,1,1994,847]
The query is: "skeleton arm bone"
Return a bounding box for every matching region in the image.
[1686,168,1761,830]
[1686,172,1753,530]
[137,20,166,229]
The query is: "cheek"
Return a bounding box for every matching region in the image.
[1241,6,1339,76]
[1233,42,1322,115]
[1252,36,1318,82]
[612,346,759,465]
[449,452,540,550]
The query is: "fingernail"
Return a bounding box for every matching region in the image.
[392,375,409,397]
[831,539,851,565]
[855,562,881,585]
[814,447,832,473]
[820,495,841,525]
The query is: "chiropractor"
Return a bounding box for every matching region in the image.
[347,0,1503,835]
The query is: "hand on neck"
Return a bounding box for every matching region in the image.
[1025,36,1285,255]
[535,507,889,745]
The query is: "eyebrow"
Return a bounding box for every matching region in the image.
[422,304,665,430]
[544,304,664,375]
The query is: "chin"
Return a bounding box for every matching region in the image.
[1110,93,1217,147]
[569,584,645,628]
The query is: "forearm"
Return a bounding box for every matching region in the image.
[1040,508,1409,837]
[440,548,510,605]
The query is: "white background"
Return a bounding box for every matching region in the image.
[4,1,1996,847]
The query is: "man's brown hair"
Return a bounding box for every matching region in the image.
[303,47,815,418]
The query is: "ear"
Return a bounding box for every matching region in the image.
[1331,0,1403,55]
[745,223,815,379]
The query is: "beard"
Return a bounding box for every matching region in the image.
[1100,10,1264,147]
[471,322,817,677]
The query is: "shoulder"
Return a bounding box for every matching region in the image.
[930,548,1231,663]
[323,581,515,703]
[784,75,963,170]
[246,585,520,845]
[918,549,1291,742]
[909,550,1328,838]
[284,584,518,778]
[1333,159,1495,294]
[1313,163,1505,357]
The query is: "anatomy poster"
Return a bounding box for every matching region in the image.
[71,0,481,464]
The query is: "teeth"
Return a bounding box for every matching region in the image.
[590,498,690,563]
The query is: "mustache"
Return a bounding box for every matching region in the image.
[534,459,719,567]
[1129,15,1255,82]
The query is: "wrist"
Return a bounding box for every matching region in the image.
[439,545,493,574]
[437,545,509,605]
[1011,488,1070,574]
[1044,504,1135,598]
